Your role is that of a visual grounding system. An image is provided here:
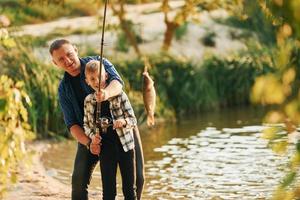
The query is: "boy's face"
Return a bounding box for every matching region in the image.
[85,70,107,91]
[51,43,81,77]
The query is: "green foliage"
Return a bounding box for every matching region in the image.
[268,0,300,40]
[113,0,160,4]
[0,0,99,26]
[175,22,189,41]
[228,29,253,40]
[0,75,34,197]
[281,171,297,188]
[110,53,271,120]
[116,31,130,52]
[115,20,143,52]
[110,58,176,122]
[200,31,216,47]
[0,33,66,138]
[218,0,277,46]
[242,0,300,198]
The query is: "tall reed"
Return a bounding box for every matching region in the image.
[112,53,272,119]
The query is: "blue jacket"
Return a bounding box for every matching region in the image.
[58,56,123,130]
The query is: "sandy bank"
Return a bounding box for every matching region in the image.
[3,141,100,200]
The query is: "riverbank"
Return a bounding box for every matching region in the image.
[3,141,100,200]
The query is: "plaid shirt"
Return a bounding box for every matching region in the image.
[83,91,136,152]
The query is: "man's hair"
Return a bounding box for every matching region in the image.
[49,39,71,55]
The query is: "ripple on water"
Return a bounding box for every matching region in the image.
[144,125,290,199]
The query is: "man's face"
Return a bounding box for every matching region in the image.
[51,43,81,76]
[85,70,107,91]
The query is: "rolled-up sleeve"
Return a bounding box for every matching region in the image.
[58,84,78,130]
[99,57,124,85]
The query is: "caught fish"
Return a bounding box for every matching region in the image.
[142,59,156,126]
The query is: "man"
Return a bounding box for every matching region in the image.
[49,39,144,200]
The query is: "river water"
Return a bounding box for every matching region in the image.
[42,107,291,199]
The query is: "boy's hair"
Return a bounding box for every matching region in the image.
[85,60,105,75]
[49,39,71,55]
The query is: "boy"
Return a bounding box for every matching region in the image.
[84,60,137,200]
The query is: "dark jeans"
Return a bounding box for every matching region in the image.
[100,130,136,200]
[71,126,144,200]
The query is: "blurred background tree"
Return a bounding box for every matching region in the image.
[161,0,199,51]
[0,0,98,25]
[245,0,300,199]
[110,0,142,56]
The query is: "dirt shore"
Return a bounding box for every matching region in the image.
[3,142,100,200]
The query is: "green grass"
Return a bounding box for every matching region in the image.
[0,0,99,26]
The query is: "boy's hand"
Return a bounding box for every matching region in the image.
[113,119,126,129]
[95,89,107,102]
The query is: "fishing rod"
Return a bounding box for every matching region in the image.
[96,0,109,133]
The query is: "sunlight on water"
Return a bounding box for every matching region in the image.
[144,126,288,199]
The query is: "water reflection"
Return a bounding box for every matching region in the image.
[146,126,287,199]
[42,107,289,199]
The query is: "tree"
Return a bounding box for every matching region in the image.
[161,0,244,51]
[161,0,199,51]
[249,0,300,198]
[110,0,142,56]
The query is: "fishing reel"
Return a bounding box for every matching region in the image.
[96,117,113,133]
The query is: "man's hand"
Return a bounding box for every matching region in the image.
[95,89,107,102]
[113,119,126,129]
[90,143,101,155]
[91,134,101,145]
[90,134,101,155]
